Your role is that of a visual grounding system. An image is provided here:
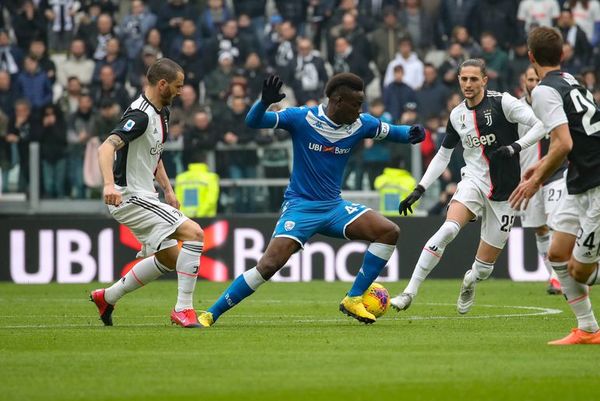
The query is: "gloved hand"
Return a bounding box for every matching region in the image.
[399,185,425,216]
[492,143,522,159]
[261,75,286,105]
[408,124,426,144]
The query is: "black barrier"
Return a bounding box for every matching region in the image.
[0,215,547,283]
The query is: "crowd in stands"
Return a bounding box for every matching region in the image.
[0,0,599,214]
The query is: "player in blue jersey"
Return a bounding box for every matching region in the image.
[197,73,425,327]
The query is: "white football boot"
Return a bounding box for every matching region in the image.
[390,293,413,311]
[457,269,476,314]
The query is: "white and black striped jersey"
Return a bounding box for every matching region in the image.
[442,90,542,201]
[517,96,567,186]
[532,70,600,194]
[110,94,170,197]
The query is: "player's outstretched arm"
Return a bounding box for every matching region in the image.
[245,75,286,129]
[380,123,425,144]
[98,134,124,206]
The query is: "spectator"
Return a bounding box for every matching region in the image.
[568,0,600,46]
[143,28,164,59]
[517,0,561,35]
[169,18,203,60]
[383,65,417,122]
[479,31,508,91]
[92,37,128,84]
[438,41,466,92]
[171,84,204,129]
[28,39,56,83]
[175,39,203,90]
[43,0,77,53]
[117,0,157,61]
[157,0,198,51]
[398,0,434,51]
[473,0,519,50]
[237,13,263,56]
[269,20,297,80]
[90,98,119,142]
[232,0,267,45]
[16,55,53,111]
[0,29,23,78]
[90,65,130,112]
[416,63,450,121]
[183,110,218,166]
[328,12,371,65]
[507,38,531,94]
[56,39,95,87]
[451,25,481,57]
[383,37,424,89]
[562,42,585,75]
[0,70,19,118]
[198,0,233,39]
[128,45,158,92]
[332,37,374,87]
[557,5,592,66]
[243,52,267,101]
[37,104,67,198]
[205,52,235,117]
[369,7,407,76]
[89,13,115,61]
[66,93,94,198]
[291,37,328,105]
[275,0,308,31]
[581,67,598,92]
[203,19,253,74]
[57,76,82,117]
[439,0,479,44]
[13,0,47,51]
[6,99,34,192]
[75,3,102,45]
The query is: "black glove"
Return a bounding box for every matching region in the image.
[399,185,425,216]
[408,124,425,144]
[261,75,286,105]
[491,143,522,159]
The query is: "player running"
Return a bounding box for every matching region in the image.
[510,27,600,345]
[513,66,566,295]
[390,59,547,314]
[197,73,425,327]
[90,58,205,328]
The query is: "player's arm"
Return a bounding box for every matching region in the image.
[372,120,425,144]
[245,75,286,129]
[154,159,179,209]
[98,134,125,206]
[493,92,547,159]
[398,122,458,216]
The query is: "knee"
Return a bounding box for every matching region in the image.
[188,222,204,242]
[548,248,568,263]
[568,262,589,284]
[535,225,550,237]
[387,223,401,243]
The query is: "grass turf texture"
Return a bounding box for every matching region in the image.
[1,280,599,401]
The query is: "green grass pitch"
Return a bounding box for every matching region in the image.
[1,280,600,401]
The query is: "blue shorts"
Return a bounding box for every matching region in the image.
[273,198,371,247]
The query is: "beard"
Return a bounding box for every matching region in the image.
[160,87,174,106]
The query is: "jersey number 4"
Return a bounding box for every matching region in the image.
[570,89,600,136]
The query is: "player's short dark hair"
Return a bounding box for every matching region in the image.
[146,58,184,85]
[528,27,563,67]
[458,58,487,76]
[325,73,364,98]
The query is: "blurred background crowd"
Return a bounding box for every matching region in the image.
[0,0,598,215]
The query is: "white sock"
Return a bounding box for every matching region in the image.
[535,232,556,279]
[552,261,599,333]
[464,259,494,287]
[104,256,170,305]
[175,241,203,312]
[587,266,600,286]
[405,221,461,295]
[243,267,267,290]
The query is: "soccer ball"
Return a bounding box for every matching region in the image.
[362,283,390,318]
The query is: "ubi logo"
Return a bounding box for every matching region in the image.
[465,133,496,148]
[308,142,351,154]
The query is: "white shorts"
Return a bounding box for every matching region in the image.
[552,186,600,264]
[520,178,566,228]
[108,194,187,258]
[451,179,516,249]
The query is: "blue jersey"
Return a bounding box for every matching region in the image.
[275,104,391,201]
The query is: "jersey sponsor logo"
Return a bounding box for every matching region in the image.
[464,133,497,148]
[150,140,164,155]
[123,119,135,131]
[308,142,351,154]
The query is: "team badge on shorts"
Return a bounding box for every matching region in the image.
[284,221,296,231]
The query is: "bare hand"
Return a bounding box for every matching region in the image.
[103,184,122,206]
[224,132,238,144]
[6,133,19,143]
[165,191,180,209]
[509,176,540,210]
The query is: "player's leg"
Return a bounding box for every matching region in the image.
[391,200,474,311]
[457,200,513,314]
[166,219,204,327]
[534,225,561,294]
[199,237,300,327]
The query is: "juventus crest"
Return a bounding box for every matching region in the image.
[484,110,493,126]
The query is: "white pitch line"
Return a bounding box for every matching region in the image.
[0,303,562,329]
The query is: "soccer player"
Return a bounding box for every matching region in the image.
[510,27,600,345]
[390,59,546,314]
[513,66,566,295]
[90,58,205,328]
[196,73,425,327]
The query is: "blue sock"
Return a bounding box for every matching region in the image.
[347,243,395,297]
[208,267,265,321]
